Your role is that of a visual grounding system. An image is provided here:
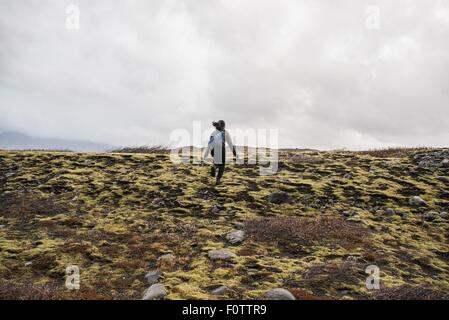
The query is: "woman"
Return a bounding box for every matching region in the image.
[203,120,236,185]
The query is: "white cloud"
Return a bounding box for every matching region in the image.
[1,0,448,149]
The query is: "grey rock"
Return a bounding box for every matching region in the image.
[268,192,291,204]
[343,173,353,179]
[144,271,162,285]
[152,198,164,206]
[211,285,229,295]
[142,284,167,300]
[442,159,449,167]
[409,196,427,206]
[342,211,355,217]
[385,208,396,216]
[226,230,245,244]
[24,262,33,267]
[423,211,436,221]
[265,288,296,300]
[440,212,448,219]
[208,249,237,261]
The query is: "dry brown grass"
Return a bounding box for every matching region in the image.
[355,147,431,158]
[0,191,71,219]
[110,145,170,154]
[0,282,65,300]
[288,153,324,164]
[371,285,449,300]
[245,217,370,248]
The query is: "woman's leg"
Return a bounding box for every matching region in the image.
[216,164,225,184]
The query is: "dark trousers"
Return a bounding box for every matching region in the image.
[215,164,225,180]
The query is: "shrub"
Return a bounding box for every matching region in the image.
[355,147,431,158]
[109,145,169,154]
[0,191,71,219]
[370,285,449,300]
[245,217,370,248]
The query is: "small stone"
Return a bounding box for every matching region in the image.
[343,173,353,179]
[440,212,448,219]
[24,262,33,267]
[0,225,5,229]
[441,159,449,167]
[211,285,229,295]
[409,196,427,206]
[152,198,164,206]
[342,211,354,217]
[385,208,395,216]
[423,211,436,221]
[142,284,167,300]
[268,192,291,204]
[144,271,162,285]
[265,288,296,300]
[211,204,222,214]
[208,249,236,261]
[226,230,245,244]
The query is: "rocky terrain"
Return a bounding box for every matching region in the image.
[0,148,448,300]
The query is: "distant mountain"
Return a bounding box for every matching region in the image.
[0,132,115,152]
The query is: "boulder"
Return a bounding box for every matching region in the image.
[268,192,291,204]
[142,284,167,300]
[265,288,296,300]
[409,196,427,206]
[211,285,229,296]
[208,249,236,261]
[226,230,245,244]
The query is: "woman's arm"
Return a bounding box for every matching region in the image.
[225,131,237,157]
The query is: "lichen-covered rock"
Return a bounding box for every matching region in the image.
[226,230,245,244]
[265,288,296,300]
[208,249,236,261]
[142,284,167,300]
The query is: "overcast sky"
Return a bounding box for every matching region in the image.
[1,0,449,149]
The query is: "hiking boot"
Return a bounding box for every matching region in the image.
[211,166,216,177]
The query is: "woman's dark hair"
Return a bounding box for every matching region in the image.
[212,120,225,130]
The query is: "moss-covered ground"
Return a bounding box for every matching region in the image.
[0,149,448,299]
